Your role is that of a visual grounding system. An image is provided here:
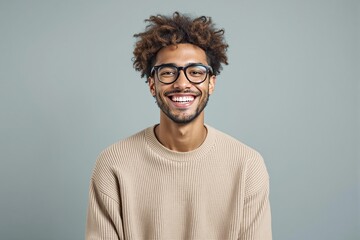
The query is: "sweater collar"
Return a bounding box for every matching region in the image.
[145,124,216,162]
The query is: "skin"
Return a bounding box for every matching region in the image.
[148,43,216,152]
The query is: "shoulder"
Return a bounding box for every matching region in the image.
[208,125,269,190]
[90,127,150,183]
[96,127,149,164]
[208,125,263,160]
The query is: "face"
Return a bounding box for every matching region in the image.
[148,43,216,124]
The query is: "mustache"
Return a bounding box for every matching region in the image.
[164,89,201,96]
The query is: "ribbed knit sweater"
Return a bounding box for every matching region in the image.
[86,125,272,240]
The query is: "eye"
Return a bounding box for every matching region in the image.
[187,66,207,77]
[158,67,177,78]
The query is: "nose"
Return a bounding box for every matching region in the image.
[173,69,191,89]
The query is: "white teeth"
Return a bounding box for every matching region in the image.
[172,96,194,102]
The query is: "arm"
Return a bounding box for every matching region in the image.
[86,147,124,240]
[239,154,272,240]
[86,179,123,240]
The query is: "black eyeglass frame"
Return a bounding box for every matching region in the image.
[150,63,214,84]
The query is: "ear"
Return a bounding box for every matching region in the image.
[208,75,216,95]
[148,77,156,96]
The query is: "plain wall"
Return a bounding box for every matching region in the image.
[0,0,358,239]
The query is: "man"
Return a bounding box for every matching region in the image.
[86,12,272,240]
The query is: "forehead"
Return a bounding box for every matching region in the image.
[155,43,208,65]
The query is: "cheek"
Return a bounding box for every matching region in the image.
[154,85,168,99]
[199,84,210,95]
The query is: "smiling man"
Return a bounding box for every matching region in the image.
[86,12,272,240]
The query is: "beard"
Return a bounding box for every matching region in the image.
[154,88,210,124]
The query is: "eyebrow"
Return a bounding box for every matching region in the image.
[156,62,206,67]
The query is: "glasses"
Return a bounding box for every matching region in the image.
[151,63,213,84]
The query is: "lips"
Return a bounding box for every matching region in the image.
[165,93,199,108]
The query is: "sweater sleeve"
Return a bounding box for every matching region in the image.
[239,153,272,240]
[85,178,123,240]
[85,144,126,240]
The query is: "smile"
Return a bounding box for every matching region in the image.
[170,95,195,103]
[166,94,198,108]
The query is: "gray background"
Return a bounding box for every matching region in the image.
[0,0,359,239]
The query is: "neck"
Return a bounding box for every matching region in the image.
[155,114,207,152]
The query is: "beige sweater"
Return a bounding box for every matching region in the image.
[86,125,272,240]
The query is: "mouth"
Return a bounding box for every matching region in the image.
[166,93,199,108]
[170,95,195,103]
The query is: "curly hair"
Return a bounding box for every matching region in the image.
[133,12,229,79]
